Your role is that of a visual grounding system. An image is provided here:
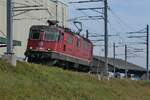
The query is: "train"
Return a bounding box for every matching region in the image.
[25,20,93,71]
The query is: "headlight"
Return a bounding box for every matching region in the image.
[29,47,33,49]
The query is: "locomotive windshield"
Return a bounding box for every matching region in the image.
[44,29,59,41]
[29,27,59,41]
[30,30,40,39]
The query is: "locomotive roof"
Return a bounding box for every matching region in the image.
[30,25,92,43]
[30,25,57,30]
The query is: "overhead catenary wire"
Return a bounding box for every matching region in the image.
[109,8,135,31]
[107,7,146,59]
[69,0,103,4]
[68,2,104,40]
[12,0,54,23]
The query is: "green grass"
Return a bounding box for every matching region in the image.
[0,59,150,100]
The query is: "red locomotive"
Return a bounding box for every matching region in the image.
[25,20,93,71]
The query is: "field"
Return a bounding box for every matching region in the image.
[0,59,150,100]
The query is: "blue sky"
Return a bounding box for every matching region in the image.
[109,0,150,68]
[109,0,150,27]
[68,0,150,68]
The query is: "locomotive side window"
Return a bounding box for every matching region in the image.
[83,41,89,49]
[77,38,81,47]
[44,30,59,41]
[67,35,73,44]
[30,30,40,39]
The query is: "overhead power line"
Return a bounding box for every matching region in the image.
[127,25,149,80]
[69,0,103,4]
[77,7,104,10]
[109,8,135,31]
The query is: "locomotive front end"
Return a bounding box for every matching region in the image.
[25,25,60,62]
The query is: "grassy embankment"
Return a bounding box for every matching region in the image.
[0,59,150,100]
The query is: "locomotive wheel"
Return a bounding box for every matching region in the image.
[27,57,34,62]
[45,59,58,66]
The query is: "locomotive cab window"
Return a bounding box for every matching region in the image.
[30,30,40,39]
[67,35,73,44]
[83,41,89,50]
[44,29,59,41]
